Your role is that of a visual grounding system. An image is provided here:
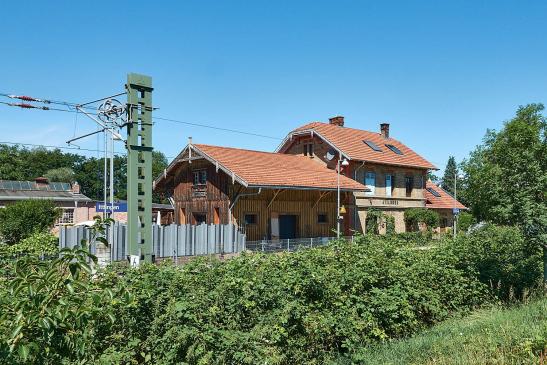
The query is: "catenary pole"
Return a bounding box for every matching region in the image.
[126,73,154,266]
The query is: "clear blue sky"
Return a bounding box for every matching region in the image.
[1,0,546,176]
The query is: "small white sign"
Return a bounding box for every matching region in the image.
[130,255,140,267]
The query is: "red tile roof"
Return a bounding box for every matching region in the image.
[193,144,366,191]
[284,122,436,169]
[425,181,467,210]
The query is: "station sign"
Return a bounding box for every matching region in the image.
[95,202,128,213]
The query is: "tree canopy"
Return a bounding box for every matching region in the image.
[0,145,169,202]
[461,103,546,247]
[441,156,458,196]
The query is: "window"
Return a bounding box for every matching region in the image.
[385,174,393,197]
[317,213,328,224]
[192,213,207,225]
[303,143,313,157]
[427,187,441,197]
[364,140,382,152]
[365,171,376,195]
[405,176,413,197]
[244,214,258,225]
[57,209,74,225]
[385,144,403,155]
[193,170,207,186]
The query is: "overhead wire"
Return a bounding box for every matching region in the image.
[0,141,177,160]
[0,90,283,140]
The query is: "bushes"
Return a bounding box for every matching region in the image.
[0,232,58,257]
[45,236,486,364]
[444,224,542,300]
[0,224,540,363]
[404,208,440,232]
[0,200,60,244]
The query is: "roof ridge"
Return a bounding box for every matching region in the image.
[194,144,318,160]
[294,121,404,142]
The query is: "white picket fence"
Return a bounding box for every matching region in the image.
[59,222,246,262]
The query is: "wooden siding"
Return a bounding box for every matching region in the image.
[172,159,233,225]
[232,189,351,241]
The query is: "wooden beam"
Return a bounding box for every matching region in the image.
[312,191,331,209]
[267,189,283,209]
[178,156,204,163]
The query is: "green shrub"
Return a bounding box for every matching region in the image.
[457,211,476,233]
[385,215,396,235]
[444,224,542,300]
[0,200,60,244]
[0,217,129,364]
[404,208,440,232]
[0,232,58,257]
[365,208,383,234]
[6,227,535,364]
[87,236,488,364]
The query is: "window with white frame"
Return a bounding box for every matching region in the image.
[193,170,207,186]
[365,171,376,195]
[385,174,393,197]
[57,209,74,225]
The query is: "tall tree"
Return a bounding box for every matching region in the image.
[441,156,458,196]
[44,167,75,182]
[461,103,546,280]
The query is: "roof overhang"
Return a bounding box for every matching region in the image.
[248,184,367,192]
[0,196,92,202]
[275,129,351,161]
[154,144,249,190]
[276,128,438,170]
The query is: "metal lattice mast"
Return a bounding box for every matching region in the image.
[126,73,154,264]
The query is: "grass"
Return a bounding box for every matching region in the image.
[336,295,547,365]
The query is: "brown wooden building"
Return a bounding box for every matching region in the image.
[154,143,366,241]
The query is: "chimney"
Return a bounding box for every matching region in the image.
[72,181,80,194]
[35,177,49,187]
[329,116,344,127]
[188,136,193,145]
[380,123,390,139]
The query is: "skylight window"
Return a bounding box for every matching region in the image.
[364,140,382,152]
[427,187,441,197]
[385,144,403,155]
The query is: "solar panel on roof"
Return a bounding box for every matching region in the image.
[427,187,441,197]
[363,140,382,152]
[385,144,403,155]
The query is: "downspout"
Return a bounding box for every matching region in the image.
[353,161,365,233]
[229,188,262,212]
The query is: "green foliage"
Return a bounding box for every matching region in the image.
[0,217,131,364]
[404,208,440,232]
[441,156,459,196]
[44,167,75,183]
[0,145,169,203]
[385,215,396,235]
[365,208,383,234]
[5,236,482,364]
[456,211,475,234]
[445,224,542,300]
[1,224,539,363]
[0,200,60,244]
[0,145,85,182]
[0,232,58,257]
[339,295,547,365]
[460,104,547,248]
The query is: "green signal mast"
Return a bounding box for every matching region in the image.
[126,73,154,265]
